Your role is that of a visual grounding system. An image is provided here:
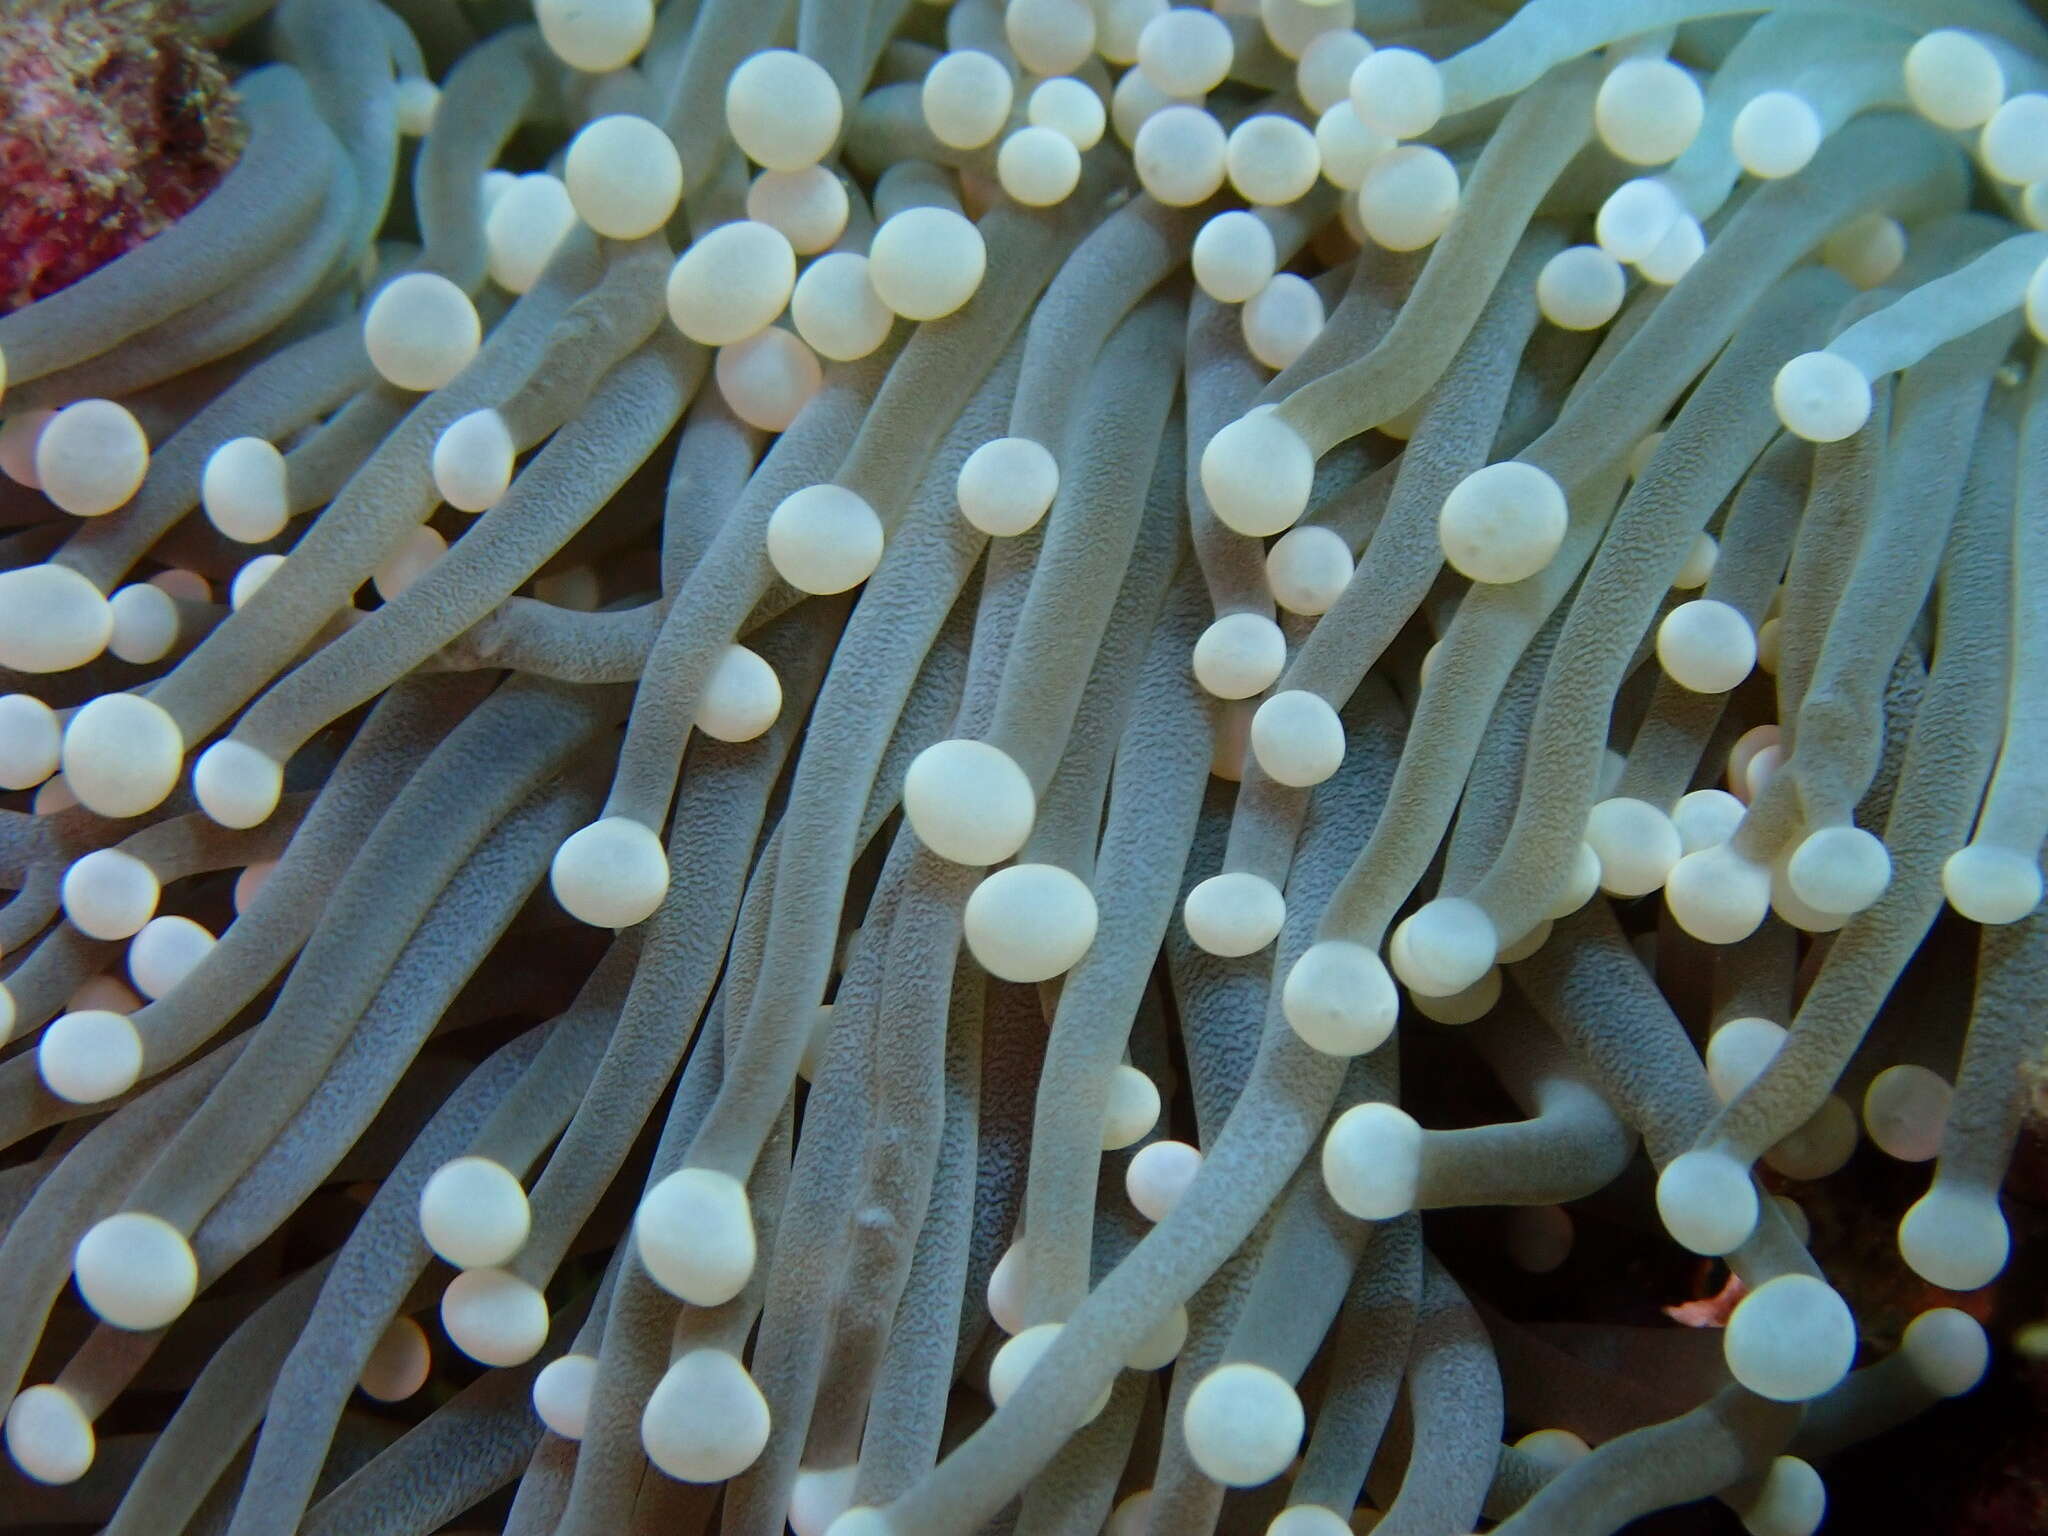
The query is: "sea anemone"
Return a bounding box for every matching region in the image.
[0,1,2043,1533]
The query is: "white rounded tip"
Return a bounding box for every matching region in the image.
[1183,871,1285,957]
[441,1268,549,1366]
[868,206,986,321]
[1942,842,2043,924]
[364,272,481,392]
[1242,273,1327,371]
[1387,896,1497,997]
[636,1167,756,1304]
[1438,461,1568,584]
[1193,210,1279,304]
[1266,524,1353,616]
[1134,103,1228,207]
[36,399,149,517]
[1249,689,1345,787]
[1102,1064,1163,1151]
[1900,1307,1989,1397]
[1027,75,1106,151]
[766,483,884,594]
[565,113,683,239]
[1596,178,1679,263]
[1200,413,1315,537]
[716,327,824,433]
[1536,244,1626,331]
[1126,1138,1202,1222]
[551,817,669,928]
[107,582,180,664]
[1672,787,1745,853]
[694,644,783,743]
[1785,825,1891,916]
[536,0,652,72]
[957,437,1059,536]
[1283,939,1398,1056]
[419,1156,531,1270]
[1737,1455,1826,1536]
[1663,843,1771,945]
[903,738,1035,866]
[1182,1362,1304,1486]
[987,1241,1029,1336]
[74,1212,197,1330]
[1655,1148,1758,1255]
[747,165,850,256]
[1657,599,1756,693]
[61,848,160,940]
[0,693,62,788]
[433,409,516,513]
[727,49,842,171]
[127,914,214,1000]
[1706,1016,1787,1103]
[1595,57,1705,166]
[1347,46,1441,139]
[998,124,1083,206]
[1355,143,1460,251]
[1407,965,1501,1024]
[192,739,284,829]
[1732,91,1822,179]
[1898,1187,2009,1290]
[964,864,1097,982]
[1762,1094,1858,1181]
[61,694,183,820]
[789,1465,861,1536]
[922,50,1014,151]
[1192,612,1287,701]
[667,220,797,346]
[1123,1303,1189,1371]
[1773,352,1871,443]
[823,1509,894,1536]
[991,1323,1110,1422]
[791,251,894,362]
[1265,1506,1354,1536]
[4,1385,94,1486]
[532,1351,599,1439]
[38,1007,143,1103]
[642,1348,771,1481]
[1724,1273,1856,1401]
[1514,1427,1591,1472]
[1322,1100,1423,1219]
[1584,796,1682,897]
[0,564,113,673]
[486,172,579,293]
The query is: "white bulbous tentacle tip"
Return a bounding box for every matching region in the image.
[532,1352,599,1439]
[1265,1505,1355,1536]
[358,1316,432,1402]
[1536,244,1626,331]
[788,1465,861,1536]
[1408,965,1501,1024]
[38,1009,143,1103]
[1284,939,1398,1055]
[1664,843,1771,946]
[1126,1138,1202,1222]
[419,1156,532,1270]
[1724,1274,1856,1401]
[0,692,62,789]
[1898,1186,2009,1291]
[1182,1363,1305,1486]
[1941,841,2042,923]
[694,644,783,742]
[60,847,160,940]
[1388,897,1497,997]
[1737,1456,1826,1536]
[1322,1100,1422,1219]
[986,1240,1029,1335]
[1656,1148,1758,1255]
[964,864,1097,982]
[1595,57,1705,166]
[641,1348,771,1481]
[990,1323,1110,1423]
[1785,825,1891,916]
[36,398,150,517]
[1438,461,1568,584]
[440,1268,549,1366]
[1200,413,1314,537]
[902,738,1035,865]
[726,49,842,173]
[193,739,284,829]
[1657,599,1755,693]
[550,816,669,928]
[956,437,1059,536]
[74,1212,198,1330]
[4,1384,95,1486]
[766,483,884,595]
[1192,612,1286,701]
[1101,1064,1163,1151]
[1904,29,2005,131]
[1596,178,1679,263]
[1346,46,1441,139]
[823,1509,895,1536]
[1773,352,1871,442]
[1900,1307,1990,1397]
[1249,689,1345,787]
[1585,796,1683,897]
[1732,91,1822,180]
[61,694,184,819]
[0,564,113,673]
[363,272,481,392]
[1183,871,1285,957]
[433,408,516,512]
[635,1166,757,1304]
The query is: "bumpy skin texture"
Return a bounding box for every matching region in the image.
[3,1,2047,1533]
[0,1,243,313]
